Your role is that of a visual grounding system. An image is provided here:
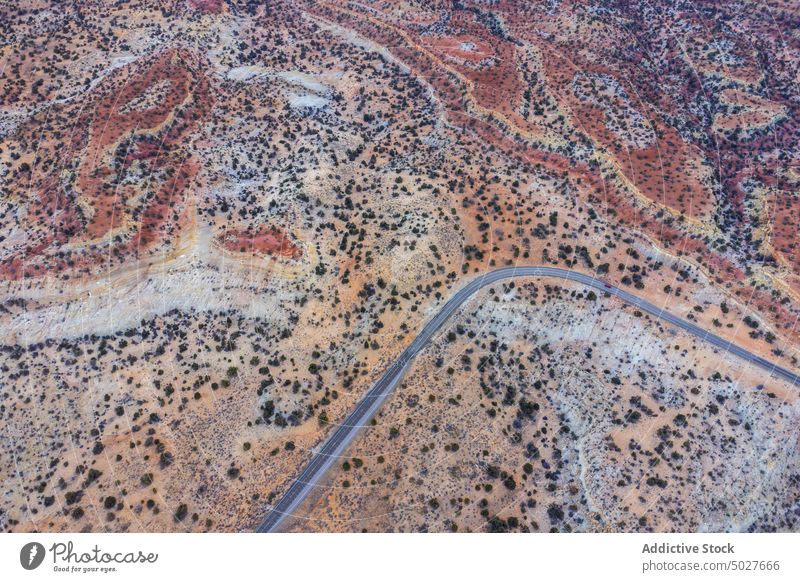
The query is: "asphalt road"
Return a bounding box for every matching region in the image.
[256,266,800,532]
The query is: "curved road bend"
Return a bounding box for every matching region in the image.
[256,266,800,532]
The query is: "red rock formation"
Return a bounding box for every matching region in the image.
[188,0,225,14]
[0,48,213,281]
[220,226,301,259]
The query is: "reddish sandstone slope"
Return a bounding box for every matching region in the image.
[303,0,800,337]
[1,48,211,280]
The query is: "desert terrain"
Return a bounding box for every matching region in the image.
[1,0,799,532]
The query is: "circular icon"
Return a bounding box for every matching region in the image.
[20,542,46,570]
